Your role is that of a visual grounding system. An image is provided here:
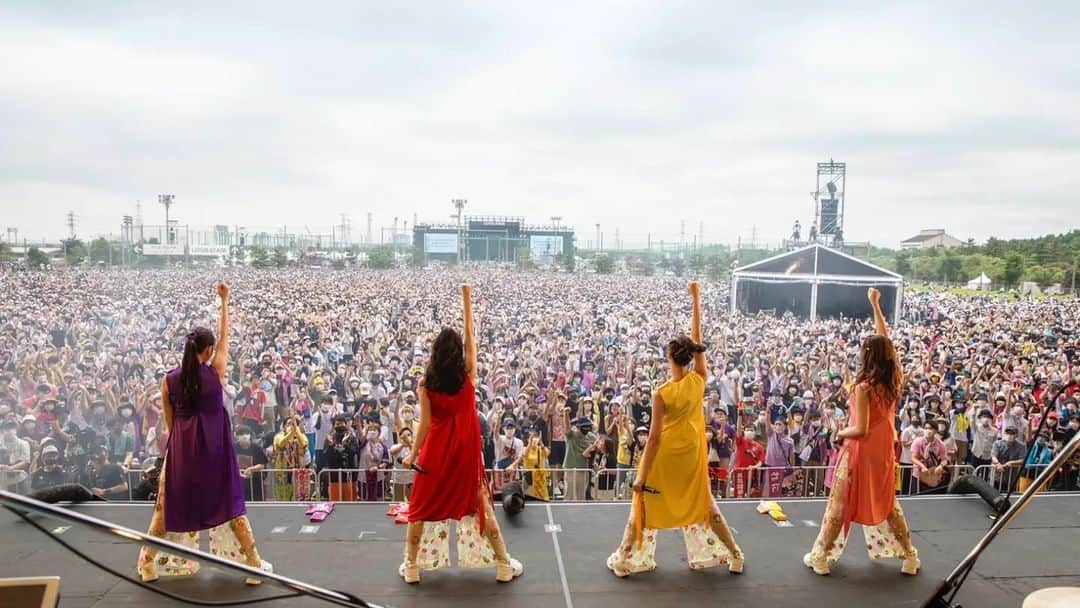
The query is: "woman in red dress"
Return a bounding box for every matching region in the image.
[399,284,523,584]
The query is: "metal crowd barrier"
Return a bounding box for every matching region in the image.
[22,461,1077,505]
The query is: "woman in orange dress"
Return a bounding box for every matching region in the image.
[804,287,920,576]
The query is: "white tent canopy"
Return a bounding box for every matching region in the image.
[967,273,992,290]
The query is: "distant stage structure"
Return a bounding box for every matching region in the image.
[413,215,574,264]
[731,244,903,322]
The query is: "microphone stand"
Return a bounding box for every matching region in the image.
[922,429,1080,608]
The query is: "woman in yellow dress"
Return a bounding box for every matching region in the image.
[607,282,744,577]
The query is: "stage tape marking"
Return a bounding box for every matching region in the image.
[357,531,376,540]
[774,520,794,528]
[545,504,574,608]
[802,520,819,528]
[300,525,320,534]
[271,526,289,534]
[51,526,71,535]
[544,524,562,533]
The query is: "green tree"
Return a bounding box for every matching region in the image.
[272,248,288,268]
[636,252,656,276]
[249,246,270,268]
[515,247,535,270]
[670,256,686,277]
[689,253,706,274]
[895,253,912,277]
[1002,253,1025,288]
[61,238,87,265]
[410,246,425,267]
[595,254,614,274]
[940,253,963,283]
[367,245,396,269]
[26,247,49,269]
[0,242,13,262]
[1025,265,1064,288]
[89,237,112,264]
[562,252,576,273]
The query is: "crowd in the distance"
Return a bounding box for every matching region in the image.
[1,267,1078,504]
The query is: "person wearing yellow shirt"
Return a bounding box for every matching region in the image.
[607,282,744,577]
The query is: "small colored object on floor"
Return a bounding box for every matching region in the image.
[309,502,334,522]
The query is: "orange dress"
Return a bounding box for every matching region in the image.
[842,382,896,533]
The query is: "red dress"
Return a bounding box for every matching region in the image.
[842,382,897,534]
[407,377,488,533]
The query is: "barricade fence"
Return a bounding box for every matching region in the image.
[37,462,1080,503]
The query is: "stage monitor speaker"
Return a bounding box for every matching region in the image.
[0,577,61,608]
[949,474,1009,514]
[502,481,525,516]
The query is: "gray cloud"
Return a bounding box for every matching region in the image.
[1,1,1077,248]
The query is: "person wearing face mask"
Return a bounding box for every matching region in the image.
[358,420,389,501]
[137,284,270,586]
[521,426,551,501]
[105,416,135,470]
[805,288,920,577]
[911,422,948,493]
[31,444,71,491]
[400,285,523,584]
[324,414,359,501]
[80,445,128,500]
[397,402,419,441]
[312,396,335,471]
[272,416,310,501]
[493,420,524,494]
[1021,431,1055,490]
[1,418,31,492]
[608,282,744,578]
[389,426,416,502]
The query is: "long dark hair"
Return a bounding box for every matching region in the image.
[424,328,466,395]
[667,334,705,367]
[855,334,902,404]
[180,327,216,406]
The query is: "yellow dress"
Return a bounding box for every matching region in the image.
[635,371,712,537]
[523,444,550,501]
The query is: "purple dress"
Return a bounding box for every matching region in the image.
[164,365,246,532]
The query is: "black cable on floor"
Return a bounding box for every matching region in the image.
[7,506,305,607]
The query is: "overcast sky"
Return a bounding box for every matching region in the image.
[2,1,1078,248]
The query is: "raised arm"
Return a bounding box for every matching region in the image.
[212,282,230,381]
[689,282,707,376]
[462,284,478,383]
[868,287,888,339]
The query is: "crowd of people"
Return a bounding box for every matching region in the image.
[1,268,1078,504]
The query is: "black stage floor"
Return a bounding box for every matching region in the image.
[2,495,1079,608]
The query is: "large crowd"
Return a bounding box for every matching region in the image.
[1,268,1078,504]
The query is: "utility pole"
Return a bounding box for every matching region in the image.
[66,211,76,240]
[595,224,601,251]
[452,199,467,263]
[366,212,373,246]
[159,194,175,265]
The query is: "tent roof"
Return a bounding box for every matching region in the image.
[733,244,901,280]
[967,272,992,283]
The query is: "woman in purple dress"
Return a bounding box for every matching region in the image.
[138,283,270,585]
